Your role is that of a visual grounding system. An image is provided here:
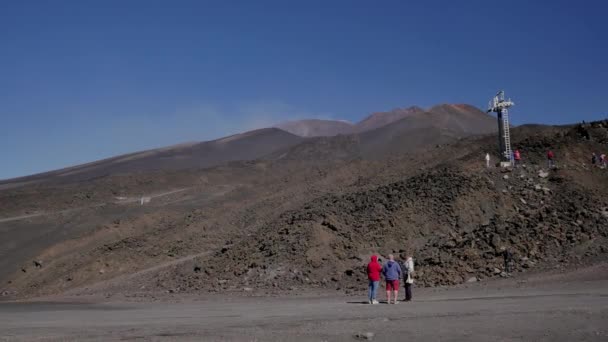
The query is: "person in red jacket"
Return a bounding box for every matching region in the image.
[547,150,555,169]
[513,149,522,167]
[367,255,382,304]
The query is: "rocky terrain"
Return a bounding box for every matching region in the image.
[150,120,608,294]
[1,108,607,301]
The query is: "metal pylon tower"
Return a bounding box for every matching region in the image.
[487,90,515,163]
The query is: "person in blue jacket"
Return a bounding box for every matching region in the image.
[382,254,402,304]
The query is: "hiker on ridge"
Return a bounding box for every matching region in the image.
[366,255,382,304]
[547,150,555,169]
[401,253,415,302]
[513,149,522,167]
[503,248,513,273]
[382,254,402,305]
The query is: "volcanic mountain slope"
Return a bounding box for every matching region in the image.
[425,104,498,134]
[0,103,488,190]
[274,104,492,138]
[354,106,424,132]
[272,107,426,138]
[270,103,498,161]
[358,104,497,156]
[0,102,499,263]
[0,128,303,188]
[2,120,608,300]
[153,121,608,294]
[275,119,354,137]
[276,106,425,137]
[0,157,408,299]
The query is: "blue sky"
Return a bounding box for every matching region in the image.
[1,0,607,180]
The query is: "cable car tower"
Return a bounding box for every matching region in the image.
[487,90,514,164]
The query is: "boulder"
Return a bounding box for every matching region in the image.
[490,234,502,248]
[354,332,375,340]
[539,170,550,178]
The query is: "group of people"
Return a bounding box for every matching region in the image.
[366,253,414,305]
[591,153,607,168]
[484,148,608,169]
[484,149,556,168]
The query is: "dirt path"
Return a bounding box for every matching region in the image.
[0,188,190,224]
[116,188,191,204]
[2,278,607,341]
[0,213,44,224]
[65,251,212,296]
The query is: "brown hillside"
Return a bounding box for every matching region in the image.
[2,121,608,300]
[355,106,424,132]
[275,119,354,137]
[0,128,303,188]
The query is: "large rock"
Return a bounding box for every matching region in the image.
[354,332,375,340]
[490,234,502,248]
[539,170,550,178]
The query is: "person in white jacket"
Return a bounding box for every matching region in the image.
[402,253,415,301]
[485,153,491,168]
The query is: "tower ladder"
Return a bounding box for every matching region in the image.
[502,108,512,160]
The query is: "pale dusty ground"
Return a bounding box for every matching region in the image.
[1,272,608,342]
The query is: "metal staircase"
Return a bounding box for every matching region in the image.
[502,108,512,160]
[487,90,515,164]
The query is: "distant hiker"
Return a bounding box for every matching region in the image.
[601,154,607,169]
[485,153,491,168]
[592,153,598,165]
[382,254,402,304]
[503,249,513,273]
[513,149,522,167]
[547,150,555,169]
[366,255,382,305]
[401,253,415,302]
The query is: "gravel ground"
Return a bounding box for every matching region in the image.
[1,275,607,342]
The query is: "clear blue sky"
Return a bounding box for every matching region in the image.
[1,0,607,180]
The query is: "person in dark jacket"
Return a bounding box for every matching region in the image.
[503,249,513,273]
[382,254,402,304]
[366,255,382,304]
